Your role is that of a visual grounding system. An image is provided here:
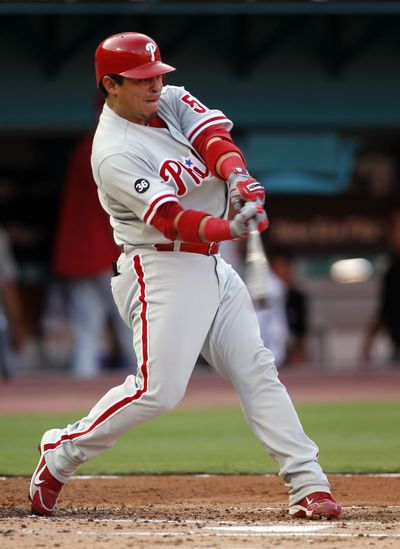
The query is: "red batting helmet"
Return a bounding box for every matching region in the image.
[95,32,176,87]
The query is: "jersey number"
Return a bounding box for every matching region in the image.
[180,93,207,114]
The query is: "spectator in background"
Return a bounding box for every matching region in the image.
[220,241,308,368]
[252,258,289,369]
[362,210,400,366]
[53,125,135,378]
[255,251,308,369]
[0,227,27,379]
[274,253,308,366]
[348,144,400,197]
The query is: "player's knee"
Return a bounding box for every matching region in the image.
[157,393,184,412]
[153,385,186,412]
[255,346,276,372]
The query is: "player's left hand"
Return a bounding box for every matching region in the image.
[230,201,269,239]
[228,168,266,211]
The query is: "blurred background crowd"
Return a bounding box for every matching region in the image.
[1,0,400,380]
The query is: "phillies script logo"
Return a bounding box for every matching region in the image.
[159,157,209,196]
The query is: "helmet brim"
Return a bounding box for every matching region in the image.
[120,61,176,80]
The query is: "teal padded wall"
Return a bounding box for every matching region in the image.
[1,14,400,131]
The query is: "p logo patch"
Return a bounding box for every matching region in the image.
[134,178,150,194]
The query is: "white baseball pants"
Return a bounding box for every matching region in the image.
[43,249,331,505]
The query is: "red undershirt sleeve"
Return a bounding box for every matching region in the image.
[150,201,183,241]
[192,126,233,158]
[150,201,233,243]
[192,125,246,178]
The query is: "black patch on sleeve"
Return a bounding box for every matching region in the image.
[134,178,150,193]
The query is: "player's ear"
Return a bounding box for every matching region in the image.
[102,75,121,96]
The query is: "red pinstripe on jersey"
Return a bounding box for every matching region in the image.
[143,192,178,224]
[187,115,229,143]
[43,255,150,453]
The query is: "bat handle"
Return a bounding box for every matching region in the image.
[248,198,263,234]
[248,219,258,235]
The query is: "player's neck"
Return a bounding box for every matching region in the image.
[105,100,148,125]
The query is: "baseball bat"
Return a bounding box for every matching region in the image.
[245,221,270,301]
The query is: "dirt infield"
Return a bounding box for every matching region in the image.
[1,475,399,548]
[1,368,399,547]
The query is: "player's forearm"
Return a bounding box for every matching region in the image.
[192,126,248,180]
[203,137,246,179]
[173,209,232,242]
[173,210,229,242]
[215,151,243,179]
[201,136,266,211]
[152,201,256,243]
[152,202,230,242]
[204,137,245,179]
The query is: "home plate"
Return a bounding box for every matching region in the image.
[207,524,332,533]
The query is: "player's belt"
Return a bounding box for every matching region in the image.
[154,242,220,255]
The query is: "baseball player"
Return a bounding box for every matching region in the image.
[29,32,341,520]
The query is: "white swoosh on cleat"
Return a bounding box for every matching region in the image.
[34,463,46,486]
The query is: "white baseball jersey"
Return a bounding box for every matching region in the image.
[91,85,233,247]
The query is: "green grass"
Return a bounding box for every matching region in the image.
[0,401,399,476]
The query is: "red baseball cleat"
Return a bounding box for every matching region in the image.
[29,449,64,516]
[289,492,341,519]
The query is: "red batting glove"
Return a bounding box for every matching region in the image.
[228,168,266,211]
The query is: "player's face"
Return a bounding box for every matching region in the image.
[107,76,163,125]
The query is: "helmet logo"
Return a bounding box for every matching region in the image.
[145,42,156,62]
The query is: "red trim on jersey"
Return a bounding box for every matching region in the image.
[188,115,228,142]
[148,115,168,129]
[143,193,178,224]
[42,256,150,454]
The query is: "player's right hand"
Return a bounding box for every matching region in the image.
[230,202,269,239]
